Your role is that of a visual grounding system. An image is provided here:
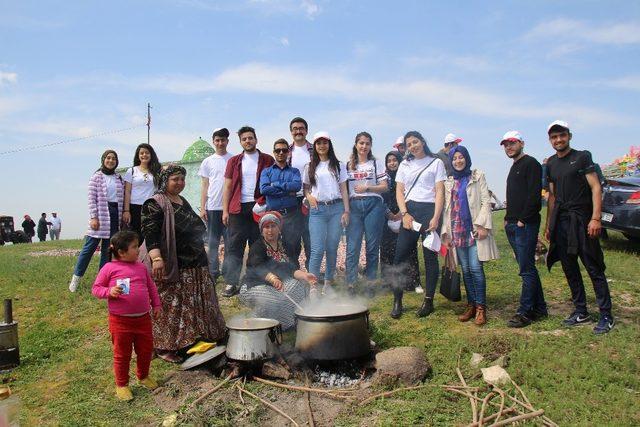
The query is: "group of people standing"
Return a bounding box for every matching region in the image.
[69,116,616,400]
[21,212,61,242]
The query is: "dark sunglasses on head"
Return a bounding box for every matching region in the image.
[274,148,289,154]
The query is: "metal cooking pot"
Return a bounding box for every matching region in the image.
[294,303,370,360]
[225,317,282,362]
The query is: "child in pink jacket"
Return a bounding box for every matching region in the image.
[92,230,162,401]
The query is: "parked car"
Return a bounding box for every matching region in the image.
[601,177,640,242]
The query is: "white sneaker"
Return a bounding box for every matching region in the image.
[69,275,81,292]
[415,285,424,294]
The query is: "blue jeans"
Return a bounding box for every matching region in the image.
[345,197,385,284]
[308,202,344,282]
[505,221,547,317]
[206,210,227,279]
[456,243,487,306]
[74,202,119,277]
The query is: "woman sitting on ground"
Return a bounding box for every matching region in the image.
[441,146,498,326]
[239,211,316,330]
[141,164,226,363]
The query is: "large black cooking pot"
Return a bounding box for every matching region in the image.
[294,303,370,360]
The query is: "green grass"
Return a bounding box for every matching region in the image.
[1,213,639,425]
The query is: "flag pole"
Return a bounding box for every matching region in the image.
[147,103,152,144]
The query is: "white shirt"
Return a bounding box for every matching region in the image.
[123,166,157,205]
[48,216,61,230]
[104,174,118,203]
[199,152,234,210]
[395,156,446,203]
[241,151,259,203]
[303,161,347,202]
[290,143,311,197]
[346,159,387,200]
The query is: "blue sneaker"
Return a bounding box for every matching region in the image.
[593,315,615,335]
[562,312,591,327]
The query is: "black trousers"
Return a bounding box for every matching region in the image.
[381,226,421,289]
[226,202,260,286]
[556,215,612,315]
[392,201,439,298]
[129,203,144,245]
[280,207,305,268]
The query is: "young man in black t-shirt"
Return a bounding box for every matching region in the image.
[501,131,548,328]
[544,120,614,334]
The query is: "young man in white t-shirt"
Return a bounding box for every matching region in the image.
[199,127,234,282]
[48,212,62,240]
[287,117,313,269]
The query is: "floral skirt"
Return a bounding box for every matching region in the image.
[153,266,226,351]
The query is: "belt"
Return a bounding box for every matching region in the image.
[317,198,342,206]
[276,205,299,215]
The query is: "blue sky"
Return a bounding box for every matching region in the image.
[1,0,639,238]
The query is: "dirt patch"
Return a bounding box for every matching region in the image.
[154,369,357,426]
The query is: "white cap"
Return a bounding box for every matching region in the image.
[312,131,331,143]
[444,133,463,145]
[547,120,570,134]
[393,136,404,149]
[500,130,524,145]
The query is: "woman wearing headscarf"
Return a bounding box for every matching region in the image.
[239,211,316,330]
[380,151,422,293]
[69,150,124,292]
[22,215,36,242]
[441,146,499,326]
[141,164,226,363]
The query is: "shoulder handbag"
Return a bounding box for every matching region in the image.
[439,250,461,302]
[404,158,436,200]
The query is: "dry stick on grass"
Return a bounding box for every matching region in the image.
[509,380,558,427]
[252,377,353,400]
[494,388,506,425]
[457,368,478,423]
[360,385,430,406]
[477,392,496,427]
[304,374,316,427]
[236,383,300,427]
[190,373,234,408]
[464,407,517,427]
[490,409,545,427]
[492,385,556,427]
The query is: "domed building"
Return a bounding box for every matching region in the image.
[118,137,215,212]
[178,137,215,208]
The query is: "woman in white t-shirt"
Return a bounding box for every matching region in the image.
[391,131,446,319]
[345,132,388,295]
[122,143,161,243]
[303,132,350,293]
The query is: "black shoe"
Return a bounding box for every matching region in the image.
[507,313,532,328]
[562,311,591,327]
[593,315,615,335]
[416,297,434,318]
[222,284,238,297]
[530,310,549,322]
[390,292,403,319]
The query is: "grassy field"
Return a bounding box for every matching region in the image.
[1,213,639,426]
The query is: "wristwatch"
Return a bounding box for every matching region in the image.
[400,211,408,217]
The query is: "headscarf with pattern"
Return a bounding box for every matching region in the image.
[157,164,186,194]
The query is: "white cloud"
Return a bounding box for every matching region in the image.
[125,62,627,127]
[0,72,18,85]
[607,75,640,91]
[525,18,640,45]
[280,37,290,46]
[300,0,320,19]
[402,54,495,72]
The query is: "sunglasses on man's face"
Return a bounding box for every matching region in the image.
[274,148,289,154]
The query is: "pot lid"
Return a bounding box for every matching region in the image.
[180,345,226,371]
[226,317,280,331]
[295,303,368,318]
